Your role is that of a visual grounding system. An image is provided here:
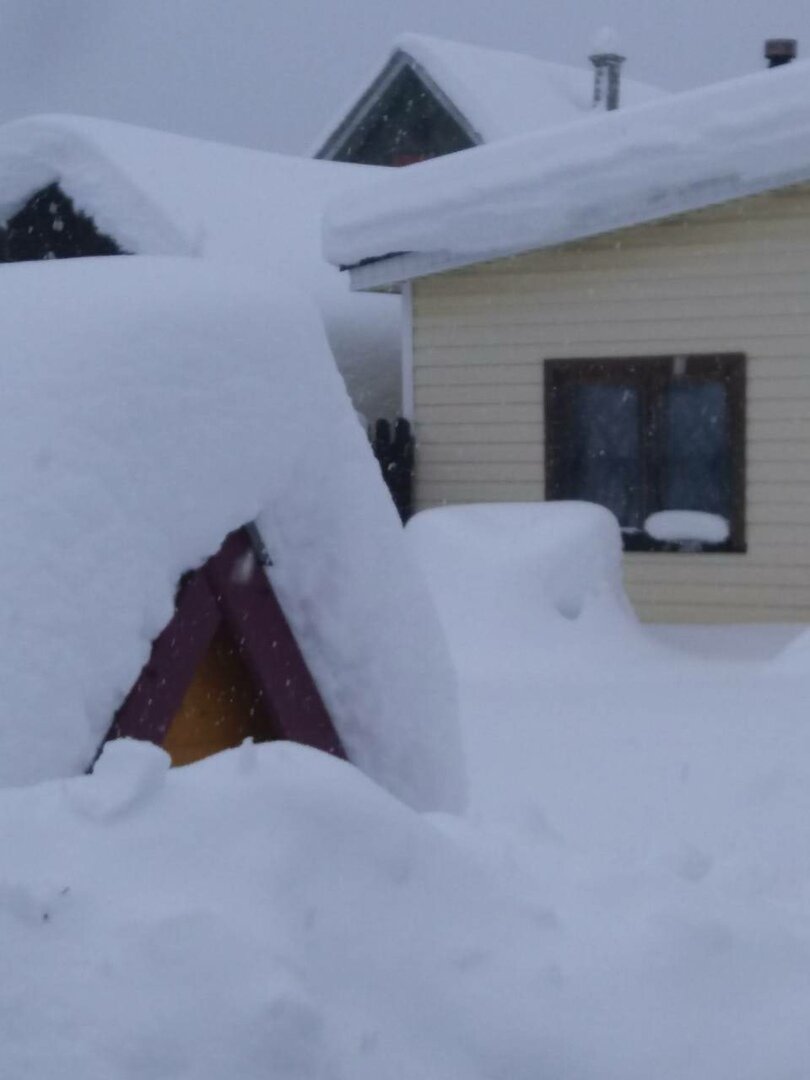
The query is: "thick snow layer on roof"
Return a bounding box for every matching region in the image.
[0,115,399,418]
[325,59,810,274]
[0,257,462,812]
[397,32,663,142]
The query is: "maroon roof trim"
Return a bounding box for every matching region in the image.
[104,569,221,749]
[101,526,346,763]
[205,530,345,757]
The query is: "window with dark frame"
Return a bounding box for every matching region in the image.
[544,354,746,553]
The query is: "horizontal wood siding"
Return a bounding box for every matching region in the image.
[412,186,810,623]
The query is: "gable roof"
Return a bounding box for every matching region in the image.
[0,255,463,812]
[0,114,399,417]
[315,32,664,157]
[324,58,810,289]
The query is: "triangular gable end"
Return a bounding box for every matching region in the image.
[101,526,345,767]
[0,182,123,262]
[316,49,480,166]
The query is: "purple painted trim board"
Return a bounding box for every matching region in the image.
[102,526,346,762]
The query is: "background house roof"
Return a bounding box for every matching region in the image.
[393,32,664,142]
[315,31,664,155]
[0,257,463,812]
[0,115,400,418]
[324,58,810,285]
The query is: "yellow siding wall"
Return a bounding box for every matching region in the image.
[412,186,810,623]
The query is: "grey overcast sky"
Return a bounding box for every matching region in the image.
[0,0,808,153]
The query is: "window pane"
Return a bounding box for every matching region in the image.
[566,382,643,529]
[663,380,730,518]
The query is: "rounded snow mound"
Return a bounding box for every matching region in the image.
[407,501,648,674]
[0,740,551,1079]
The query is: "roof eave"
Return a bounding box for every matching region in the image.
[344,164,810,292]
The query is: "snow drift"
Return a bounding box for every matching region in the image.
[406,502,647,675]
[0,256,463,812]
[407,500,810,1080]
[0,739,548,1080]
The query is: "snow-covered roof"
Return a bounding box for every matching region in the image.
[315,32,663,154]
[324,58,810,287]
[0,256,463,813]
[0,115,399,418]
[396,33,663,141]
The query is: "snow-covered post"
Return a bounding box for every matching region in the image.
[589,28,625,112]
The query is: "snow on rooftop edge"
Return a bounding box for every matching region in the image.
[324,59,810,272]
[0,256,463,813]
[0,114,400,418]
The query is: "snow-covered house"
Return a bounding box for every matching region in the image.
[0,255,463,813]
[325,58,810,625]
[0,114,400,419]
[314,32,663,167]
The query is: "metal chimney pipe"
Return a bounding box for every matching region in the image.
[765,39,797,67]
[590,51,625,111]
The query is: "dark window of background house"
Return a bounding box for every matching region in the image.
[544,354,746,552]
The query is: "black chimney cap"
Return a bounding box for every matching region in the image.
[765,39,798,67]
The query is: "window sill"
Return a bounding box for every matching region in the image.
[622,534,747,555]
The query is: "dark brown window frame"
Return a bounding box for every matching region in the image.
[544,353,746,554]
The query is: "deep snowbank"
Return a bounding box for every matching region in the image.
[0,739,550,1080]
[0,257,462,812]
[408,500,810,1079]
[406,502,653,675]
[4,497,810,1079]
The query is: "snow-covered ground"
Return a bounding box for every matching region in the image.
[409,503,810,1078]
[2,499,809,1078]
[0,740,549,1080]
[650,622,804,660]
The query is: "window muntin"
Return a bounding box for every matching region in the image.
[544,354,746,553]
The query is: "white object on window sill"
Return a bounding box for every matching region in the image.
[644,510,730,546]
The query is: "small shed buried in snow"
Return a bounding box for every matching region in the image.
[104,527,344,768]
[0,256,463,813]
